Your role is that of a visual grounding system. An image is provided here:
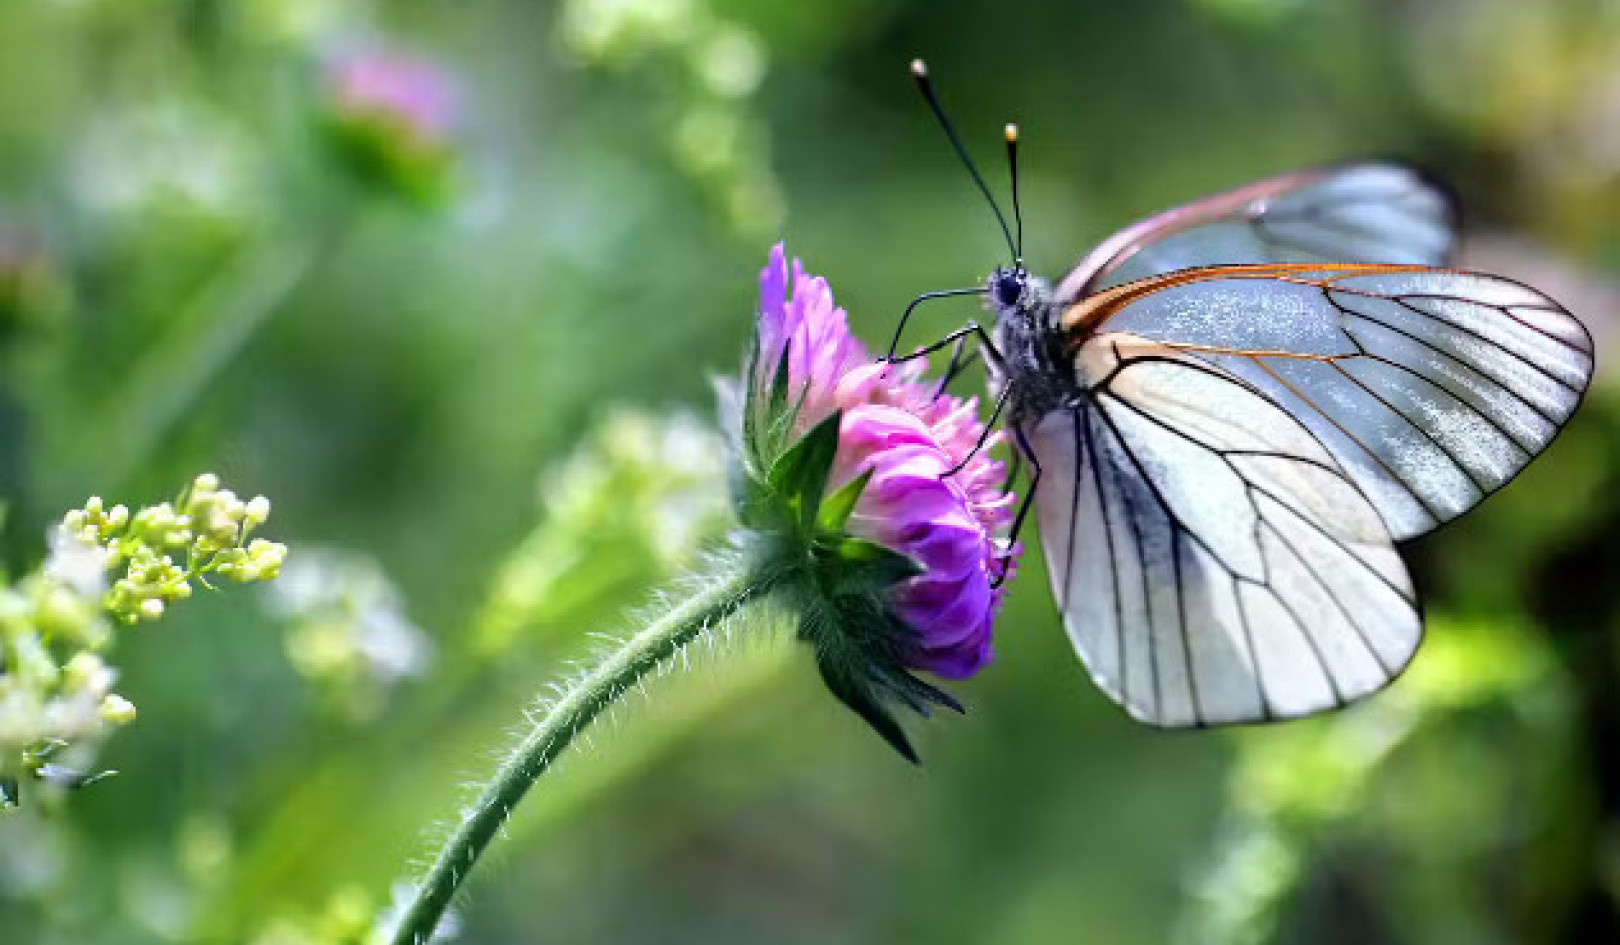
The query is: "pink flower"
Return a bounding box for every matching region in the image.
[755,243,868,431]
[753,243,1017,678]
[327,50,458,145]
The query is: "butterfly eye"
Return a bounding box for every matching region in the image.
[994,272,1023,307]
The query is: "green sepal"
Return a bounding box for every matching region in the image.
[767,337,793,420]
[815,536,923,598]
[815,653,921,763]
[767,410,841,534]
[724,329,968,764]
[816,468,872,533]
[786,555,965,764]
[805,603,967,763]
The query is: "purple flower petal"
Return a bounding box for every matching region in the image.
[751,245,1020,681]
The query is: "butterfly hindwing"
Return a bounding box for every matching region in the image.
[1058,163,1456,299]
[1028,333,1421,726]
[1060,264,1593,540]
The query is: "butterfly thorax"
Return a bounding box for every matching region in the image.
[986,266,1077,424]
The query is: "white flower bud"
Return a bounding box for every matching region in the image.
[139,598,165,620]
[63,652,111,691]
[244,496,271,525]
[193,473,220,493]
[100,693,138,726]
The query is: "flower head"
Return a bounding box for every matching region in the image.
[329,51,458,144]
[320,47,459,204]
[732,243,1018,758]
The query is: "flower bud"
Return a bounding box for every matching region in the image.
[62,652,112,692]
[244,495,271,525]
[320,48,460,206]
[100,693,138,726]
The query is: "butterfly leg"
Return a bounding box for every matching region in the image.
[885,287,985,361]
[1003,448,1024,494]
[932,333,981,399]
[991,424,1040,590]
[942,383,1010,477]
[884,322,1005,369]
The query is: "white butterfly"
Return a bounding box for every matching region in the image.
[897,64,1594,726]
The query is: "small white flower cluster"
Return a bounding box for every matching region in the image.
[61,474,287,625]
[1,473,287,805]
[267,548,429,720]
[575,410,729,566]
[474,409,730,653]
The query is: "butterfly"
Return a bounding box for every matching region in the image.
[891,60,1594,726]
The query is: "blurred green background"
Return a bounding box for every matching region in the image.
[2,0,1619,943]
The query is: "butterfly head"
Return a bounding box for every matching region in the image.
[990,265,1026,310]
[987,264,1050,321]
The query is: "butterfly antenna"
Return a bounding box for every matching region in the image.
[910,59,1017,261]
[1005,123,1023,262]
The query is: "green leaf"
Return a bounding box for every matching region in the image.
[817,468,872,532]
[767,410,841,533]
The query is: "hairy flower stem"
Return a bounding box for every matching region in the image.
[387,559,776,945]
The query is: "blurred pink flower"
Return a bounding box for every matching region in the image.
[328,50,458,144]
[320,47,460,204]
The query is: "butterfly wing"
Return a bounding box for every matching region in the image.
[1027,333,1420,726]
[1057,163,1456,299]
[1061,264,1593,541]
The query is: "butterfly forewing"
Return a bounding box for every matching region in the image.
[1029,334,1421,726]
[1060,264,1593,540]
[1058,163,1455,299]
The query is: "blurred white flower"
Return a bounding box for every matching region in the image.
[268,549,431,718]
[558,0,782,234]
[43,525,109,601]
[72,100,263,224]
[550,409,729,566]
[476,408,730,653]
[693,26,765,98]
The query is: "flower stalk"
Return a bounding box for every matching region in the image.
[386,243,1016,940]
[384,557,780,945]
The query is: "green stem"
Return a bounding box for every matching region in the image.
[386,558,776,945]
